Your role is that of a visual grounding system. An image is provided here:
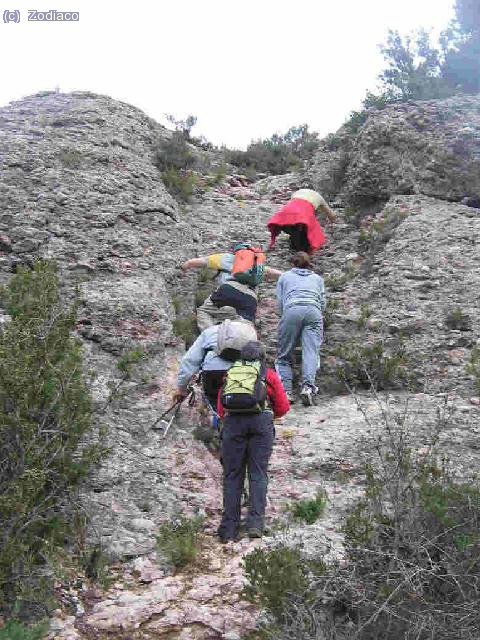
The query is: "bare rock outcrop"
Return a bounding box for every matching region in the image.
[306,95,480,207]
[0,91,198,556]
[317,196,480,416]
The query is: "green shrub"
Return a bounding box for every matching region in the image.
[323,297,340,330]
[257,398,480,639]
[225,124,319,176]
[356,303,373,328]
[332,338,412,390]
[324,271,350,292]
[225,145,297,177]
[161,168,199,202]
[324,264,356,292]
[77,545,114,590]
[171,296,181,314]
[154,131,195,172]
[195,288,210,307]
[116,346,146,377]
[0,621,47,640]
[172,314,197,348]
[467,346,480,394]
[205,165,227,187]
[197,266,214,284]
[58,150,82,169]
[344,108,370,135]
[242,547,315,619]
[323,132,344,151]
[358,206,410,254]
[445,308,472,331]
[342,205,358,222]
[334,408,480,639]
[164,114,197,140]
[156,516,204,569]
[344,91,395,135]
[99,346,149,415]
[290,490,327,524]
[0,261,104,615]
[153,128,200,202]
[343,501,375,547]
[191,266,214,307]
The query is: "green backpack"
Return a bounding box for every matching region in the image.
[220,360,267,414]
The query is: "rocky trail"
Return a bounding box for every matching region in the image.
[74,398,370,640]
[51,177,369,640]
[51,178,480,640]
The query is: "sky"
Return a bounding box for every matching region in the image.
[0,0,455,148]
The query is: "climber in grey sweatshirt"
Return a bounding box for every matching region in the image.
[176,323,232,392]
[173,306,244,407]
[275,252,326,406]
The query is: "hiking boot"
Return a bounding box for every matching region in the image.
[286,392,296,404]
[300,384,317,407]
[247,527,263,539]
[218,532,240,544]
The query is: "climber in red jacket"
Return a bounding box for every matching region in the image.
[267,188,337,253]
[216,341,290,542]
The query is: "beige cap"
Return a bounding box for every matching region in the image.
[292,189,326,210]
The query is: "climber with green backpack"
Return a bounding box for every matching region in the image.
[216,341,290,543]
[173,307,258,436]
[181,242,282,331]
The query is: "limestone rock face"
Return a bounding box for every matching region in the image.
[318,195,480,400]
[0,91,197,556]
[307,95,480,206]
[0,91,185,282]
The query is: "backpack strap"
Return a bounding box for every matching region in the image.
[259,361,267,382]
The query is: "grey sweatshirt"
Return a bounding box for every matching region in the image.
[177,324,232,391]
[276,268,326,315]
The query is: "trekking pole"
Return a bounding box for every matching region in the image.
[151,398,183,431]
[161,401,183,438]
[151,387,195,436]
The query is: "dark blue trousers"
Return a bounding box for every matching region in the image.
[211,283,257,322]
[219,411,274,537]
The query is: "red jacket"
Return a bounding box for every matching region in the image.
[267,198,327,253]
[217,368,290,419]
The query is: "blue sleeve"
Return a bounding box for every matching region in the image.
[177,334,206,390]
[276,276,284,315]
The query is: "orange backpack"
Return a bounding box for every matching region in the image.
[231,243,266,286]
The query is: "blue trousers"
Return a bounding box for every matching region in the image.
[275,305,323,393]
[219,412,274,537]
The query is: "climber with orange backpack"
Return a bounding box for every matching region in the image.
[181,242,282,331]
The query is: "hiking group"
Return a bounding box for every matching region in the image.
[172,188,335,543]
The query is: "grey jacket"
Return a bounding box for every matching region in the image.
[276,268,326,315]
[177,325,232,391]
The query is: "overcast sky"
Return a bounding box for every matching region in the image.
[0,0,455,148]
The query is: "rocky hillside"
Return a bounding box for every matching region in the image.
[0,91,200,556]
[307,95,480,207]
[1,92,479,639]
